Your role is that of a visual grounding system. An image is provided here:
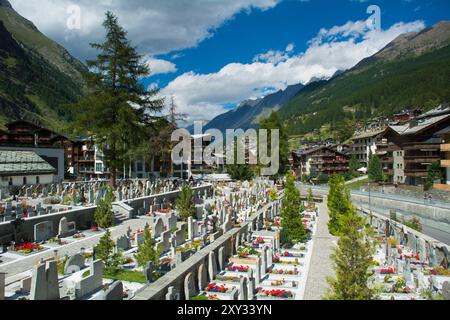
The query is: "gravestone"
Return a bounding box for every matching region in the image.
[30,261,60,300]
[261,247,268,275]
[64,254,86,275]
[98,281,123,301]
[166,287,180,300]
[208,251,218,280]
[116,235,131,251]
[34,221,54,242]
[239,276,248,300]
[145,261,153,283]
[247,269,255,300]
[255,256,262,285]
[442,281,450,300]
[184,272,196,300]
[188,217,194,241]
[20,276,32,294]
[218,246,225,271]
[135,232,145,247]
[198,264,208,291]
[58,217,76,238]
[0,272,5,300]
[153,218,164,238]
[75,260,104,299]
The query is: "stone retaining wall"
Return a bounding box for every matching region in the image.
[132,200,281,300]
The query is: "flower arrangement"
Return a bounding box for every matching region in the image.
[226,265,249,273]
[237,245,258,258]
[73,232,86,239]
[257,288,293,299]
[424,266,450,276]
[255,237,265,244]
[208,294,221,301]
[90,225,99,232]
[280,251,303,258]
[399,253,420,260]
[157,209,172,214]
[387,237,399,248]
[215,275,240,282]
[380,268,397,274]
[206,283,231,293]
[15,242,44,254]
[268,268,299,276]
[276,260,301,266]
[270,280,285,287]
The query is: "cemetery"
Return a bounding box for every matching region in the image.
[0,175,449,301]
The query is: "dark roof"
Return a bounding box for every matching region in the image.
[0,150,57,176]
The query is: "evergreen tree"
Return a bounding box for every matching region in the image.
[349,155,362,178]
[280,172,308,245]
[94,187,115,229]
[259,112,290,178]
[368,152,385,183]
[95,229,124,275]
[73,12,164,188]
[225,137,255,181]
[325,208,375,300]
[327,175,353,236]
[425,160,442,191]
[226,163,255,181]
[134,228,161,268]
[176,184,196,221]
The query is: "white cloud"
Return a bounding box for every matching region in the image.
[144,57,177,75]
[9,0,280,60]
[161,19,425,124]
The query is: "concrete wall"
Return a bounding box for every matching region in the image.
[0,184,213,245]
[299,185,450,226]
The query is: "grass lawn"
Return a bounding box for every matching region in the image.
[346,178,369,190]
[104,270,147,284]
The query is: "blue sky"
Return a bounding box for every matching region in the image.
[10,0,450,124]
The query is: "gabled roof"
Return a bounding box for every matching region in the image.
[0,150,56,176]
[388,114,450,136]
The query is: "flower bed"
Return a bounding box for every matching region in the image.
[237,245,258,258]
[215,275,241,283]
[424,266,450,276]
[268,268,299,276]
[257,288,293,299]
[226,265,249,273]
[15,242,44,255]
[206,283,234,293]
[379,268,397,274]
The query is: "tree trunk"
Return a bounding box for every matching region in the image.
[110,143,117,189]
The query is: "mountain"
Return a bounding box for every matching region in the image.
[195,83,304,133]
[279,21,450,136]
[0,0,87,130]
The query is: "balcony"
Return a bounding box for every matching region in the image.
[441,144,450,152]
[404,170,427,177]
[404,157,440,164]
[441,160,450,168]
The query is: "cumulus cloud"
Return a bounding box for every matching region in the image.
[144,57,177,75]
[161,19,425,124]
[9,0,280,60]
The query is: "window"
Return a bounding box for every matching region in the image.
[8,177,12,186]
[36,176,40,184]
[23,177,27,185]
[96,163,103,172]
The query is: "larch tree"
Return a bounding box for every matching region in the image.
[73,11,164,188]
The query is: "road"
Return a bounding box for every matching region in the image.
[299,184,450,246]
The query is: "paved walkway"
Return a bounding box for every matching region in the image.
[303,202,338,300]
[0,217,153,283]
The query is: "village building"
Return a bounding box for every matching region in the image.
[0,150,57,187]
